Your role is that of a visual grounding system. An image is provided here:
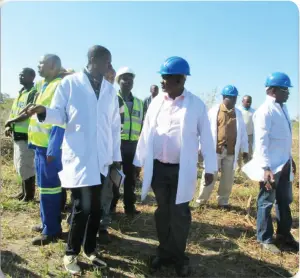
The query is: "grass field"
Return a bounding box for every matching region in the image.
[0,100,299,277]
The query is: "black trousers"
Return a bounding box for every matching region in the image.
[151,160,191,266]
[66,177,104,256]
[111,140,138,212]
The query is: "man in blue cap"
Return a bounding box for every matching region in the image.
[133,56,217,277]
[196,85,248,208]
[243,72,298,253]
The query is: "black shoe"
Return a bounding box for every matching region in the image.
[276,234,299,251]
[149,256,173,274]
[98,230,112,244]
[110,207,117,214]
[32,233,61,246]
[32,224,43,233]
[175,264,191,277]
[125,208,141,217]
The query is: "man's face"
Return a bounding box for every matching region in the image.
[119,73,134,92]
[19,69,33,85]
[105,67,116,84]
[223,95,237,109]
[274,87,290,104]
[242,97,252,109]
[150,86,159,98]
[161,75,182,93]
[94,52,112,76]
[38,56,53,78]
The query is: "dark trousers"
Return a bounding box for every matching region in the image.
[66,178,104,256]
[151,160,191,266]
[257,160,293,243]
[111,140,138,212]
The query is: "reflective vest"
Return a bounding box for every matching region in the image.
[28,78,64,147]
[9,87,36,134]
[118,93,143,141]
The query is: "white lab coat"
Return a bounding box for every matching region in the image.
[206,104,249,170]
[242,95,292,181]
[133,89,217,205]
[42,71,122,188]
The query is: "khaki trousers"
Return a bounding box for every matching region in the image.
[197,148,235,206]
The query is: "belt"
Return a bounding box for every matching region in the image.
[154,159,179,167]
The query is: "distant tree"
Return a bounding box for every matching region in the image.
[0,92,11,103]
[199,87,219,109]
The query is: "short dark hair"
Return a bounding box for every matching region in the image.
[23,68,36,79]
[87,45,111,63]
[243,95,252,100]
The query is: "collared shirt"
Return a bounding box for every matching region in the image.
[238,106,255,135]
[83,67,103,99]
[153,91,185,164]
[216,103,237,155]
[252,95,292,172]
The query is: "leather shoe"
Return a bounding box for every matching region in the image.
[276,234,299,251]
[32,224,43,233]
[175,264,191,277]
[32,233,62,246]
[149,256,173,274]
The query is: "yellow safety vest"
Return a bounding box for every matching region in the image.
[118,93,143,141]
[9,87,36,134]
[28,78,64,147]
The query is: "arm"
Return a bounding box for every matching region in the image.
[253,109,271,168]
[46,126,65,159]
[133,109,150,167]
[239,113,249,153]
[112,94,122,162]
[197,104,218,174]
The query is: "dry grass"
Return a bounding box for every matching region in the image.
[0,100,298,277]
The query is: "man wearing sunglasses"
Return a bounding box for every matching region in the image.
[243,72,298,253]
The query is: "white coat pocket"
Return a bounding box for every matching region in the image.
[62,131,85,158]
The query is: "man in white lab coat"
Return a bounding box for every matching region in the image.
[196,85,248,208]
[24,45,122,275]
[237,95,255,170]
[243,72,298,253]
[133,56,217,277]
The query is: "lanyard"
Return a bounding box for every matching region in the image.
[281,106,291,133]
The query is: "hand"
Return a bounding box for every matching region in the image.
[292,159,296,175]
[4,120,12,128]
[263,169,274,191]
[20,104,46,117]
[242,152,249,163]
[47,156,55,163]
[204,173,214,186]
[112,161,121,170]
[135,166,142,177]
[4,126,12,137]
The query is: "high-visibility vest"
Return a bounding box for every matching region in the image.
[28,78,64,147]
[118,93,143,141]
[9,87,36,134]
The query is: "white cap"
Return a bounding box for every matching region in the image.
[115,67,135,84]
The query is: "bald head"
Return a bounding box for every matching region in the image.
[242,95,252,109]
[38,54,61,80]
[150,85,159,98]
[87,45,112,76]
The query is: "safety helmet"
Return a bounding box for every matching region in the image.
[158,56,191,76]
[265,72,292,88]
[115,67,135,84]
[221,85,239,97]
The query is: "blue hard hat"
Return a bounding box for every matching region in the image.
[221,85,239,96]
[158,56,191,76]
[265,72,293,88]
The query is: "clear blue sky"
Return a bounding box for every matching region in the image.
[1,1,299,117]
